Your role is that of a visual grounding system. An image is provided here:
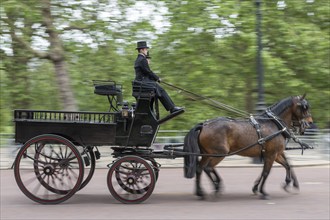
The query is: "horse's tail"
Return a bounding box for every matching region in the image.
[183,123,203,178]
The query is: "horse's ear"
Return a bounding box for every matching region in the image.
[301,93,307,100]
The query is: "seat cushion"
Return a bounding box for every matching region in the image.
[94,85,122,96]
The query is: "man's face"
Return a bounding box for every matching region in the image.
[141,48,148,56]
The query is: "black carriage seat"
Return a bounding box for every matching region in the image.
[132,80,159,119]
[93,80,123,112]
[132,80,156,98]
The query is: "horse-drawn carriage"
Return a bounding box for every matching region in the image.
[13,80,313,204]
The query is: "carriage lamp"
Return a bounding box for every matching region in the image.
[122,101,129,118]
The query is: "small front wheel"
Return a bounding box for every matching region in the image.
[107,156,156,204]
[14,134,84,204]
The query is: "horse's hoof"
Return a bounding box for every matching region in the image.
[210,193,220,201]
[291,187,300,195]
[252,187,258,195]
[197,195,206,200]
[215,185,224,194]
[196,190,205,199]
[282,183,290,193]
[213,189,219,197]
[281,183,300,194]
[260,194,270,200]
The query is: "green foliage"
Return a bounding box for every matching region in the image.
[1,0,329,132]
[0,63,12,133]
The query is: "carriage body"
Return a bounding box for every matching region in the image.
[14,110,118,146]
[14,107,159,148]
[13,80,184,205]
[14,81,160,148]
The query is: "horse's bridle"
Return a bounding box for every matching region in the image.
[292,96,313,134]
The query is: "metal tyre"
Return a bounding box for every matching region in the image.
[14,134,84,204]
[107,156,156,204]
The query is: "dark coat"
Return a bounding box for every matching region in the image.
[134,54,159,82]
[133,53,175,111]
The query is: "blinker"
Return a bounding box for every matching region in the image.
[297,99,309,110]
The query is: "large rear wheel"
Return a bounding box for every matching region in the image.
[107,156,156,204]
[14,134,84,204]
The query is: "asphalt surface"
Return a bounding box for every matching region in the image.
[1,165,329,220]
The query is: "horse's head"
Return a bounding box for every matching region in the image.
[291,94,313,134]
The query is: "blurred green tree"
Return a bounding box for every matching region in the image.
[0,0,329,132]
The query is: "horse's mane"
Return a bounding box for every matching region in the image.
[262,97,293,116]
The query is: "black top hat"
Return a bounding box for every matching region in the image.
[136,41,149,49]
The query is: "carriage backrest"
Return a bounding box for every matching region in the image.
[132,80,156,99]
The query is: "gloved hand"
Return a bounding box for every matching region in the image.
[157,78,162,83]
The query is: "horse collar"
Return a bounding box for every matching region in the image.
[266,110,291,139]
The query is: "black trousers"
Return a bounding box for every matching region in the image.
[134,80,175,111]
[155,84,175,111]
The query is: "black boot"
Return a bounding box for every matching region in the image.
[170,106,183,113]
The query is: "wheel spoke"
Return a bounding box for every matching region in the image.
[107,156,156,204]
[50,145,62,160]
[14,134,84,204]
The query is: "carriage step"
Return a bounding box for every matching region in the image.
[158,108,184,124]
[83,155,90,166]
[94,149,101,160]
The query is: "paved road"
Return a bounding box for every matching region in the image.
[1,165,329,220]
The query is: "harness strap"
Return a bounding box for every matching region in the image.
[266,110,312,155]
[250,115,263,143]
[250,115,265,162]
[266,110,292,139]
[166,128,286,158]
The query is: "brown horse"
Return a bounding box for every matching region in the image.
[183,95,313,199]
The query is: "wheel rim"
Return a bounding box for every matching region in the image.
[107,156,156,204]
[14,134,84,204]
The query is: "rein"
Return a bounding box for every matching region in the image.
[162,81,249,117]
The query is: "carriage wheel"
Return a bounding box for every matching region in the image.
[77,146,96,191]
[14,134,84,204]
[107,156,156,204]
[111,157,159,193]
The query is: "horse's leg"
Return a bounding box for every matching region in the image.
[252,174,262,195]
[275,152,299,192]
[258,156,276,200]
[204,166,223,194]
[205,158,224,194]
[291,168,299,189]
[195,156,210,199]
